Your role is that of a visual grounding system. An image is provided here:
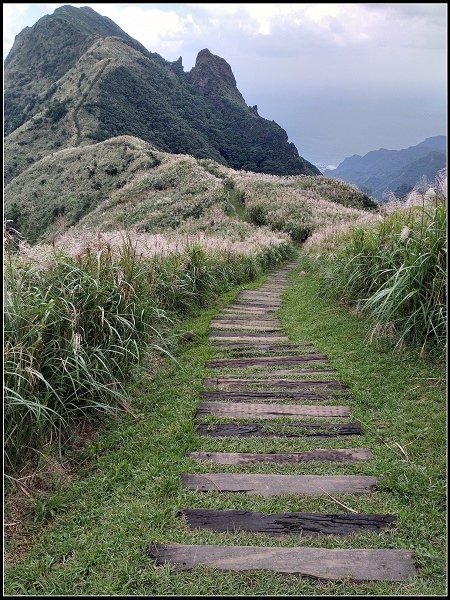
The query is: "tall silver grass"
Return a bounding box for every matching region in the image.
[4,235,293,472]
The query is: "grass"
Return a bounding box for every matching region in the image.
[305,193,446,356]
[4,263,446,595]
[5,135,376,246]
[4,235,293,474]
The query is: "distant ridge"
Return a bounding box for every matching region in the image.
[324,136,446,201]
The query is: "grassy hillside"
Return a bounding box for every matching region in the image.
[5,136,376,245]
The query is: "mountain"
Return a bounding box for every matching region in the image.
[4,5,151,135]
[324,136,446,201]
[4,5,320,187]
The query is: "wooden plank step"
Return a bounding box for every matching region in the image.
[197,422,362,437]
[211,346,308,353]
[211,336,290,343]
[211,370,337,378]
[206,355,328,367]
[212,317,280,322]
[201,391,345,402]
[254,291,286,295]
[207,369,335,377]
[148,544,414,581]
[203,378,345,390]
[225,307,282,312]
[213,318,280,324]
[179,508,395,536]
[189,448,373,464]
[220,354,320,360]
[230,299,282,303]
[238,294,283,300]
[235,295,283,299]
[210,330,286,338]
[239,289,284,293]
[218,311,280,315]
[224,304,278,309]
[181,473,377,495]
[221,311,277,317]
[210,323,283,332]
[197,401,350,418]
[256,287,289,291]
[215,344,315,353]
[223,304,278,309]
[235,300,281,304]
[230,298,282,308]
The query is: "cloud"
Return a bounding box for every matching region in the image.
[3,3,31,54]
[3,2,446,164]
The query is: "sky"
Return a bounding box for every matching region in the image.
[3,2,447,168]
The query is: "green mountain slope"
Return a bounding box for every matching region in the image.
[4,5,320,183]
[4,136,374,244]
[4,5,152,136]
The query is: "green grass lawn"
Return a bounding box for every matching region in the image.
[4,265,446,595]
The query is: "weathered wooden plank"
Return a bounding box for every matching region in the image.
[231,304,282,309]
[234,295,282,300]
[221,313,278,318]
[217,342,303,348]
[211,346,309,354]
[238,294,283,300]
[210,330,286,337]
[212,317,280,322]
[210,323,283,331]
[211,336,290,343]
[206,355,328,368]
[225,307,282,312]
[259,286,285,290]
[148,544,414,581]
[196,422,362,437]
[229,302,282,308]
[215,344,315,353]
[212,320,281,326]
[226,302,280,307]
[212,369,336,377]
[240,287,286,292]
[222,308,278,312]
[220,308,276,319]
[203,378,345,390]
[179,508,395,536]
[201,390,344,401]
[235,299,282,304]
[239,286,280,296]
[181,473,377,495]
[197,401,350,418]
[189,448,373,464]
[211,321,281,326]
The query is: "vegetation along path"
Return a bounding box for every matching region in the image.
[148,262,415,582]
[5,261,445,595]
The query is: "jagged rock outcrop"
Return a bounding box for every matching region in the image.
[190,48,246,106]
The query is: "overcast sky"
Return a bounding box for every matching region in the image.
[3,3,447,167]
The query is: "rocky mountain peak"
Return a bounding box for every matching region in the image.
[190,48,246,105]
